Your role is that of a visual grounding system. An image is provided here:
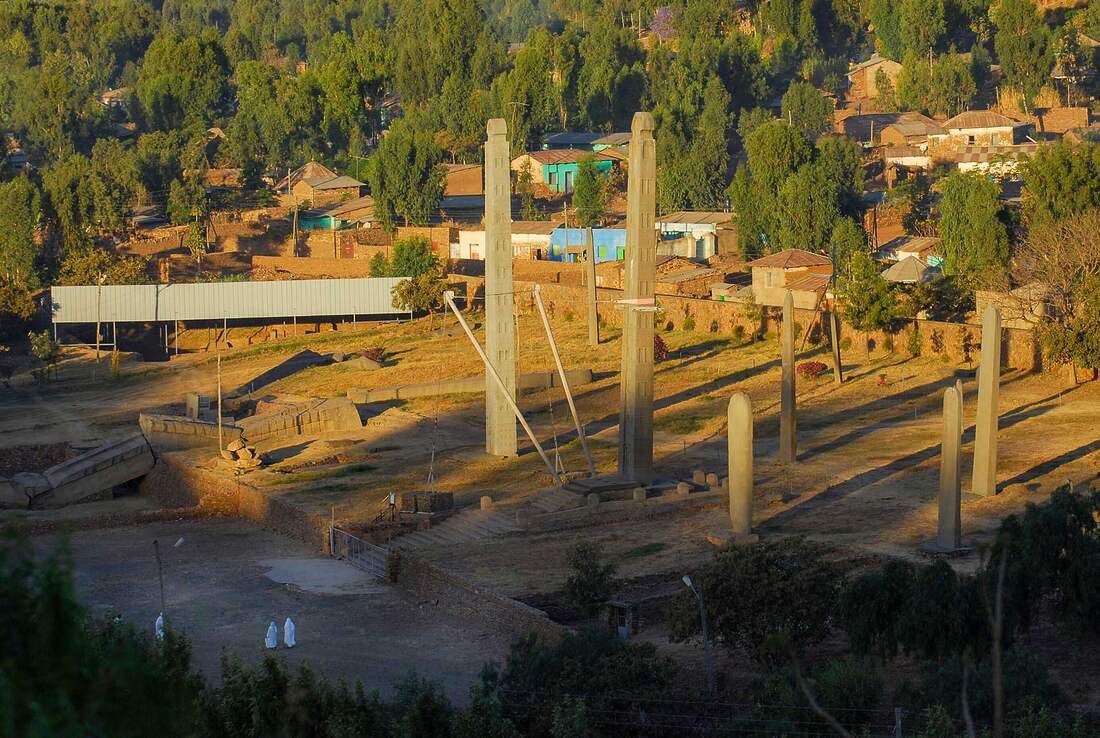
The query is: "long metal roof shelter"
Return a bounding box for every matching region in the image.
[51,277,409,324]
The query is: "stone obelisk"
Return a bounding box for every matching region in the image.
[618,112,658,484]
[484,118,516,457]
[937,385,963,550]
[585,227,599,346]
[728,392,754,537]
[779,291,797,464]
[829,311,844,385]
[971,305,1001,496]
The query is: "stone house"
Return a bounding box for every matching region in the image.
[879,114,945,148]
[291,175,365,207]
[510,149,624,193]
[743,249,833,308]
[846,54,903,101]
[443,163,484,196]
[932,110,1023,148]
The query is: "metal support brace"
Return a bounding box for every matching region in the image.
[532,284,596,476]
[444,292,562,485]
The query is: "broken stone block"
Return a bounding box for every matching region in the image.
[480,495,494,510]
[705,472,719,488]
[237,447,255,461]
[632,487,647,503]
[692,469,706,485]
[227,438,246,452]
[676,482,691,497]
[586,493,600,508]
[351,356,381,371]
[332,351,345,363]
[219,449,236,461]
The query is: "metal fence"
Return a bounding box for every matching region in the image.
[331,527,389,580]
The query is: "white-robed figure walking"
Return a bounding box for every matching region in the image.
[265,621,278,649]
[155,613,165,640]
[283,617,296,648]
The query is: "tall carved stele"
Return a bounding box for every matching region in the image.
[617,112,657,484]
[484,118,517,457]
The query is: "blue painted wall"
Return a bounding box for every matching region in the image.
[547,228,626,263]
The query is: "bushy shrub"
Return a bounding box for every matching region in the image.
[837,560,915,661]
[362,346,386,363]
[907,324,922,356]
[883,335,895,353]
[732,325,746,343]
[796,360,828,379]
[930,329,945,354]
[668,538,841,659]
[653,335,669,361]
[709,320,719,333]
[563,310,574,322]
[681,317,695,332]
[752,658,883,735]
[564,541,618,613]
[840,336,852,351]
[496,628,676,738]
[921,650,1064,728]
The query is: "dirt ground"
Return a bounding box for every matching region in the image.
[4,306,1100,712]
[32,518,510,703]
[4,310,1099,571]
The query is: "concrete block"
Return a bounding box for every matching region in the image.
[632,487,647,503]
[480,495,494,510]
[705,472,719,488]
[692,470,706,485]
[676,482,691,497]
[586,493,600,508]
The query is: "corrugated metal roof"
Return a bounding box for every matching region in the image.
[657,211,735,225]
[518,149,622,165]
[747,249,832,269]
[942,110,1018,130]
[52,278,407,323]
[783,272,831,292]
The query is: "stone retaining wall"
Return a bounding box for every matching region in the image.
[348,368,594,403]
[139,456,332,551]
[449,275,1041,372]
[395,553,565,641]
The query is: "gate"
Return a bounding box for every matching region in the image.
[331,527,389,580]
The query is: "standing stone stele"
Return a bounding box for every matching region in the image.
[779,291,797,464]
[617,112,658,484]
[585,227,599,347]
[484,118,517,457]
[727,392,754,537]
[971,306,1001,496]
[829,311,844,385]
[938,386,963,549]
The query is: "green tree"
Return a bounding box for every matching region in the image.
[366,123,445,232]
[167,174,208,226]
[938,171,1010,278]
[1019,141,1100,226]
[0,175,42,288]
[135,29,228,131]
[897,49,932,112]
[668,538,841,658]
[517,160,540,221]
[929,53,977,117]
[564,541,618,613]
[875,68,898,111]
[841,250,898,331]
[572,155,605,227]
[992,0,1052,108]
[778,162,840,252]
[0,533,203,737]
[389,236,441,278]
[780,81,834,136]
[869,0,904,59]
[900,0,945,55]
[828,216,866,280]
[57,249,150,285]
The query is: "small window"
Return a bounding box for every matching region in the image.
[967,135,976,145]
[548,171,556,186]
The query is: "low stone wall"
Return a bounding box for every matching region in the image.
[252,255,379,278]
[396,553,565,641]
[141,397,361,446]
[140,456,332,551]
[490,279,1042,372]
[348,368,594,403]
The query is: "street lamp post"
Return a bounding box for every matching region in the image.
[683,575,715,694]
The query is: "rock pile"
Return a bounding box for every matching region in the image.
[219,437,263,473]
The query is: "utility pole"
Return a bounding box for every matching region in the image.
[216,352,224,452]
[93,273,105,381]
